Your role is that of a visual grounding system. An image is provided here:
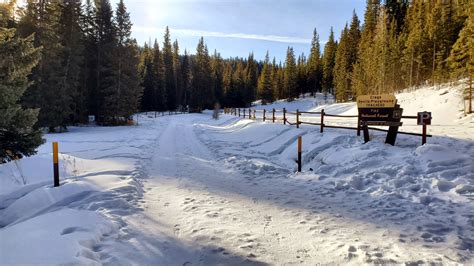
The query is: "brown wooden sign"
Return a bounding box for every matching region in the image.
[357,94,397,108]
[357,94,402,145]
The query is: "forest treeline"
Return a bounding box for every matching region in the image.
[0,0,473,162]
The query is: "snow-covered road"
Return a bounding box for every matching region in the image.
[1,85,473,265]
[99,113,472,265]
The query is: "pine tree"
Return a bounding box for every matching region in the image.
[372,8,390,94]
[190,37,212,111]
[307,28,322,94]
[257,51,273,104]
[139,43,155,111]
[334,25,350,101]
[173,40,182,107]
[384,0,408,34]
[1,3,44,163]
[244,53,258,104]
[152,40,166,110]
[352,0,381,96]
[95,0,117,124]
[211,50,224,105]
[284,47,298,100]
[181,49,191,108]
[403,0,430,88]
[322,27,337,95]
[18,1,70,132]
[448,5,474,80]
[270,57,279,100]
[57,0,85,124]
[297,53,308,96]
[163,26,176,110]
[113,0,142,122]
[334,11,361,101]
[81,0,98,118]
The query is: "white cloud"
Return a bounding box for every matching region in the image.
[133,26,311,44]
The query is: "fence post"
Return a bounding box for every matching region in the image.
[357,113,361,136]
[422,124,427,145]
[243,108,246,118]
[53,142,59,187]
[297,136,302,172]
[296,109,300,128]
[254,109,256,120]
[248,108,251,119]
[238,108,240,117]
[320,109,325,133]
[272,108,275,123]
[283,108,286,125]
[263,109,266,122]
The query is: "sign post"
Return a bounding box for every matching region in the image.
[417,111,431,145]
[357,94,403,145]
[297,136,302,172]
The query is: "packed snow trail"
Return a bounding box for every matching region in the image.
[102,113,472,265]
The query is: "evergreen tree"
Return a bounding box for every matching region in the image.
[334,25,350,101]
[244,53,258,104]
[190,37,212,111]
[139,43,155,111]
[334,11,361,101]
[162,26,176,110]
[1,3,43,163]
[152,40,166,110]
[352,0,381,96]
[81,0,98,117]
[211,50,224,105]
[173,40,182,107]
[113,0,142,122]
[448,5,474,80]
[296,53,308,96]
[95,0,118,124]
[403,0,430,88]
[18,1,70,131]
[284,47,298,100]
[307,28,322,94]
[322,27,337,94]
[257,51,273,104]
[181,49,191,108]
[270,57,279,100]
[384,0,408,33]
[57,0,85,124]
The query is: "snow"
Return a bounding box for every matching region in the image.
[1,83,473,265]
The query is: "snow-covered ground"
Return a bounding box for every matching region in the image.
[1,83,473,265]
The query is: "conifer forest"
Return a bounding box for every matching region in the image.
[0,0,473,162]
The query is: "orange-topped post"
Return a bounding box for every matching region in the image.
[53,142,59,187]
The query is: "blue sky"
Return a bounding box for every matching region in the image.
[111,0,366,62]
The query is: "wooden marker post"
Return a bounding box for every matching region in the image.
[296,109,299,128]
[283,108,287,125]
[297,136,302,172]
[248,108,251,119]
[243,108,246,118]
[357,114,361,136]
[272,108,275,123]
[263,109,266,122]
[238,108,240,117]
[320,109,325,133]
[422,124,427,145]
[52,142,59,187]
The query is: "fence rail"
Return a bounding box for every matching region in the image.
[223,107,432,145]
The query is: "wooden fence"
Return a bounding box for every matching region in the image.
[223,107,432,145]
